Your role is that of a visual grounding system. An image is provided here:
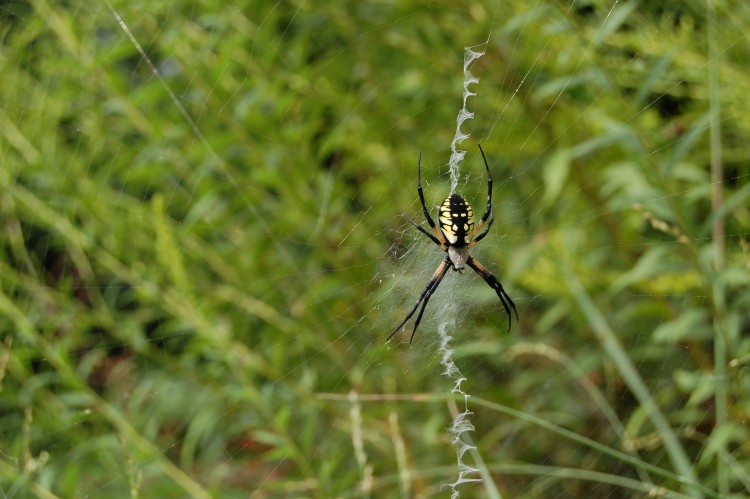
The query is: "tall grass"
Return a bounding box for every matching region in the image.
[1,0,749,497]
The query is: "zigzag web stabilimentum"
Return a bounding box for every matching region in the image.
[439,42,498,499]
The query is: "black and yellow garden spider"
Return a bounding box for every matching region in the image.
[388,144,518,343]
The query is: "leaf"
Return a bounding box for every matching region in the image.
[542,149,571,204]
[612,246,671,294]
[635,52,675,108]
[698,423,750,467]
[701,180,750,236]
[652,309,711,343]
[663,111,711,176]
[673,369,715,407]
[593,0,640,46]
[534,69,608,102]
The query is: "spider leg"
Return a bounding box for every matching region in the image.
[409,268,447,343]
[417,151,449,246]
[387,257,451,343]
[468,216,494,247]
[468,144,493,248]
[402,213,447,250]
[466,255,518,332]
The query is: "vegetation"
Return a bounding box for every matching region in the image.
[2,0,749,497]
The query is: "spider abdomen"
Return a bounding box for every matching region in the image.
[438,193,475,247]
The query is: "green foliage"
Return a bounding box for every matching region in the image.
[1,0,749,497]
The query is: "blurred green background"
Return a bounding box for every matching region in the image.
[2,0,750,497]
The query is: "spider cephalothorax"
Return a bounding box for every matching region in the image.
[388,144,518,343]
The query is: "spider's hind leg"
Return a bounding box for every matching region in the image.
[387,257,451,343]
[466,255,518,332]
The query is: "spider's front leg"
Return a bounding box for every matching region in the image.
[403,214,446,250]
[468,144,494,247]
[417,152,449,247]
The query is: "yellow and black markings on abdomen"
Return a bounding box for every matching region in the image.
[438,193,475,247]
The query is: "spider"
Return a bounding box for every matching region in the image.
[387,144,518,343]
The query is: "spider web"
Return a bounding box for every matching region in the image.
[2,1,750,498]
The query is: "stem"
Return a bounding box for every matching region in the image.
[564,272,702,498]
[707,0,728,495]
